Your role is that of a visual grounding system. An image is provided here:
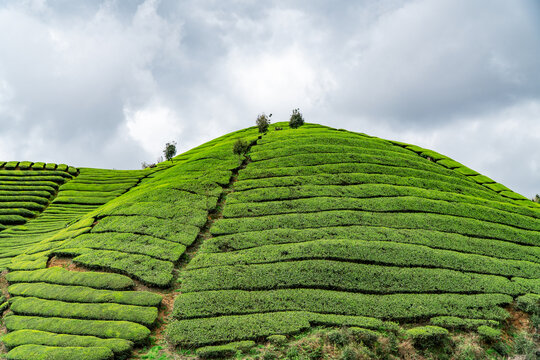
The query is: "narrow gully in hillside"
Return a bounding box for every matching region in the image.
[178,135,262,267]
[146,135,263,356]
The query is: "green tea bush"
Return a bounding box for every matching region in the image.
[181,259,520,295]
[211,210,540,246]
[173,289,510,321]
[92,215,203,244]
[167,312,310,347]
[6,344,114,360]
[5,315,150,343]
[222,196,540,232]
[63,232,186,262]
[5,161,19,169]
[2,330,132,354]
[406,326,449,349]
[516,294,540,315]
[190,239,540,280]
[8,282,162,306]
[72,250,174,287]
[348,327,379,346]
[429,316,498,330]
[196,340,255,358]
[10,297,158,326]
[267,334,287,345]
[6,267,134,290]
[476,325,500,342]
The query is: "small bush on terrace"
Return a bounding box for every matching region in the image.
[256,113,271,133]
[233,139,250,157]
[289,108,304,129]
[406,326,449,349]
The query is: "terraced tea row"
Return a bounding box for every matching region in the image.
[0,161,77,174]
[0,168,151,270]
[0,169,75,230]
[3,267,160,359]
[168,124,540,349]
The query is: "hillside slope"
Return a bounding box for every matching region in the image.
[0,123,538,359]
[166,124,540,350]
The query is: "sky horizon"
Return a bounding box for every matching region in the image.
[0,0,539,197]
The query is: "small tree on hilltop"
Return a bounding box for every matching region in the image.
[256,113,271,133]
[533,194,540,203]
[233,139,249,157]
[289,108,304,129]
[163,141,177,163]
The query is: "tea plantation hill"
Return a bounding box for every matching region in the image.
[0,123,538,359]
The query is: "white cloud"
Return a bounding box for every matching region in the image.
[124,100,182,155]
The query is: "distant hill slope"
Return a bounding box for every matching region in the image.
[0,123,538,359]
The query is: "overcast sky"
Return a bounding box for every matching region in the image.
[0,0,539,197]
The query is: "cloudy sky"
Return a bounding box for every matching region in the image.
[0,0,539,197]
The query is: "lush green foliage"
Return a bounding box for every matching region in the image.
[5,315,151,342]
[196,340,255,358]
[10,296,158,325]
[477,325,501,342]
[182,259,521,295]
[173,289,510,321]
[429,316,498,330]
[8,282,161,306]
[2,330,133,354]
[6,344,114,360]
[406,326,449,348]
[190,239,540,279]
[6,267,134,290]
[72,249,174,287]
[516,293,540,315]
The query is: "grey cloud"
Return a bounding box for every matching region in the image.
[0,0,539,197]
